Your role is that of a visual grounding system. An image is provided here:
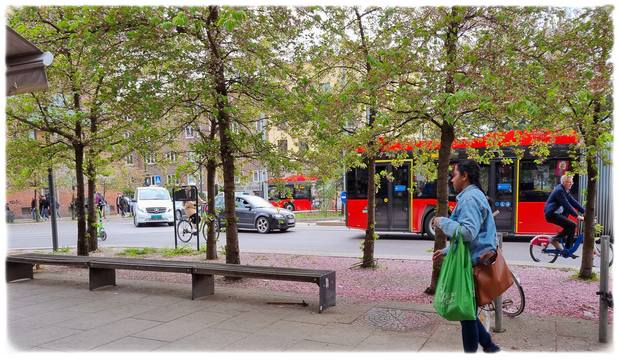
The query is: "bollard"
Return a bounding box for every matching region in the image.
[492,232,505,333]
[598,235,610,343]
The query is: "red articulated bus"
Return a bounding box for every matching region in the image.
[268,174,317,211]
[346,130,581,237]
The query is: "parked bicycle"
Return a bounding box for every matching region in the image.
[478,269,525,331]
[529,220,613,267]
[176,204,221,243]
[96,206,107,242]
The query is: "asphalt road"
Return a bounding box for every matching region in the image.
[6,216,597,268]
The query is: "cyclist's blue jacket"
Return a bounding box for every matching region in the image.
[437,184,497,266]
[544,184,584,218]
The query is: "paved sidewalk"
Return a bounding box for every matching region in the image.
[6,271,613,352]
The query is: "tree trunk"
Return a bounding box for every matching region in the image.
[86,115,98,252]
[86,160,97,252]
[206,159,218,260]
[362,155,376,268]
[425,123,455,294]
[74,143,88,256]
[579,99,602,279]
[207,5,240,266]
[425,7,459,295]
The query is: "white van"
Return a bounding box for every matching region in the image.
[133,186,174,227]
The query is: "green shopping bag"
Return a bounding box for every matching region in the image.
[433,227,477,321]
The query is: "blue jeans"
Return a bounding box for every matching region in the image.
[460,317,494,353]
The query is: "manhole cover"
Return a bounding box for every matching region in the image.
[365,307,437,332]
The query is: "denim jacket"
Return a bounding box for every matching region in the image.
[437,184,497,266]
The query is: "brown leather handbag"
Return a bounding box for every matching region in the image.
[473,249,514,306]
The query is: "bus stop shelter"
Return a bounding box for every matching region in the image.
[5,26,53,96]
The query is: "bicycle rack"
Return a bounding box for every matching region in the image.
[172,185,200,251]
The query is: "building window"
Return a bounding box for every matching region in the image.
[253,170,260,183]
[278,139,288,152]
[299,142,309,153]
[125,154,134,165]
[234,175,241,184]
[261,170,267,182]
[185,125,194,139]
[29,130,36,139]
[145,154,156,165]
[187,174,196,185]
[165,152,177,162]
[167,174,179,185]
[320,82,331,91]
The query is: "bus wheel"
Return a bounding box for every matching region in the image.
[284,203,295,211]
[423,211,436,238]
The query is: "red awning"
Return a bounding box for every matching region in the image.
[5,26,53,96]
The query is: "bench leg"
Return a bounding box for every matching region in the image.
[192,273,215,300]
[318,272,336,313]
[6,261,34,282]
[89,268,116,290]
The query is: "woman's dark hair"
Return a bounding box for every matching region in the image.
[455,159,483,192]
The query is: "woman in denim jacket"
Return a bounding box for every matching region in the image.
[431,159,501,353]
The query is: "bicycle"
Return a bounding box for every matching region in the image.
[478,269,525,331]
[529,220,614,267]
[96,206,107,242]
[176,205,221,243]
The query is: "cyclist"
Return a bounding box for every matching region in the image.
[184,192,207,234]
[544,174,584,254]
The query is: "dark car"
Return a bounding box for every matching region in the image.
[215,194,295,233]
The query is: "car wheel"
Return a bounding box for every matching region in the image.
[284,203,295,211]
[133,214,141,228]
[168,222,174,226]
[255,216,271,234]
[423,210,436,238]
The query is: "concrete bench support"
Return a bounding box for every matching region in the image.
[89,267,116,290]
[191,273,215,300]
[319,272,336,313]
[6,261,33,282]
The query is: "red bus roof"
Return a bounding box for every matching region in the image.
[357,130,579,153]
[268,174,318,184]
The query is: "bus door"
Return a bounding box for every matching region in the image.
[375,162,411,231]
[489,161,515,233]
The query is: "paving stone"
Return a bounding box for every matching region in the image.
[132,299,209,322]
[93,336,168,351]
[57,303,159,330]
[418,323,463,352]
[158,328,251,351]
[9,309,86,330]
[491,316,557,352]
[285,339,355,351]
[254,319,324,339]
[38,318,162,351]
[304,323,373,347]
[354,333,428,351]
[220,333,300,351]
[132,310,233,342]
[212,310,283,333]
[8,325,83,349]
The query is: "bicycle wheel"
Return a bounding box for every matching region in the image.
[200,219,220,241]
[593,241,614,268]
[98,230,107,242]
[176,220,194,243]
[529,236,559,263]
[501,271,525,317]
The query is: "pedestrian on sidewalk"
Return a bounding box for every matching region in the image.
[431,159,501,353]
[30,197,37,220]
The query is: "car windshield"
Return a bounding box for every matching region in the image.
[138,188,170,200]
[244,196,274,208]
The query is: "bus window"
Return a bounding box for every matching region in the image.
[519,160,576,201]
[346,168,368,199]
[479,165,490,195]
[293,185,311,199]
[414,175,457,199]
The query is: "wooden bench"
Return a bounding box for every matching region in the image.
[6,253,336,313]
